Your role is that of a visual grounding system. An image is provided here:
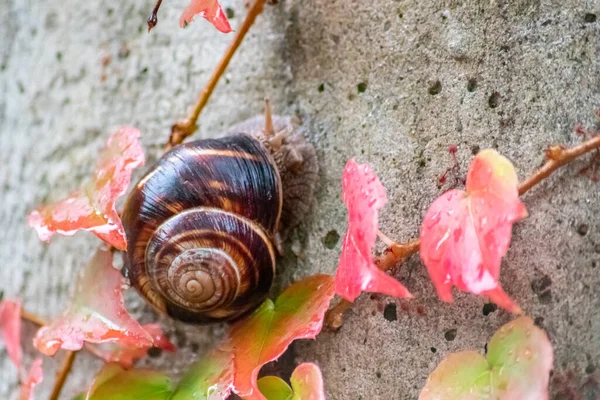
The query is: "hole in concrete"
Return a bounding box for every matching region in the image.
[467,78,477,92]
[471,144,480,155]
[538,290,552,304]
[225,7,235,18]
[444,329,457,341]
[383,303,397,322]
[376,372,382,379]
[488,92,500,108]
[430,347,437,353]
[531,275,552,294]
[482,303,497,316]
[584,13,597,23]
[147,347,162,358]
[318,83,325,93]
[322,230,340,249]
[534,316,544,327]
[428,80,442,95]
[577,223,589,236]
[357,82,368,93]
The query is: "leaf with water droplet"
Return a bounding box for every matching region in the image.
[28,127,145,250]
[420,149,527,312]
[84,363,174,400]
[420,317,553,400]
[335,159,412,302]
[180,0,232,33]
[171,349,233,400]
[34,247,153,355]
[258,363,325,400]
[230,275,334,399]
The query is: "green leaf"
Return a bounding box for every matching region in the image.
[257,376,293,400]
[171,349,233,399]
[420,317,553,400]
[85,364,174,400]
[229,275,335,399]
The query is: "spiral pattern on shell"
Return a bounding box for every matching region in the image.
[122,134,282,323]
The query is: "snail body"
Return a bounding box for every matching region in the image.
[122,104,318,323]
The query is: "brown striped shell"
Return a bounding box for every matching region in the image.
[122,134,282,323]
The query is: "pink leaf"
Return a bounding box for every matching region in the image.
[33,247,153,356]
[0,300,22,370]
[230,275,335,400]
[289,363,325,400]
[180,0,232,33]
[28,127,145,250]
[19,358,43,400]
[420,149,527,312]
[335,159,412,302]
[89,324,175,369]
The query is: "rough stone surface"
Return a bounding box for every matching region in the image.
[1,0,600,399]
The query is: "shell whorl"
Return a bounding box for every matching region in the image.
[145,207,275,322]
[122,134,282,323]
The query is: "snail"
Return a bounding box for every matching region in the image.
[121,101,318,323]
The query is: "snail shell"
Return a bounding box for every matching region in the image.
[122,108,318,323]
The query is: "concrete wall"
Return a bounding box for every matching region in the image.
[1,0,599,398]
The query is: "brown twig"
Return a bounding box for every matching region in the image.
[168,0,268,149]
[49,351,77,400]
[326,133,600,330]
[518,134,600,195]
[20,308,48,326]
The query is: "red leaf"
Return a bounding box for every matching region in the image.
[420,149,527,312]
[33,247,153,356]
[89,324,175,369]
[0,300,22,370]
[335,159,412,302]
[180,0,232,33]
[229,275,335,400]
[28,126,145,250]
[19,358,43,400]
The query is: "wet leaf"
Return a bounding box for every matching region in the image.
[85,363,173,400]
[19,358,43,400]
[90,323,175,369]
[171,349,234,400]
[420,317,553,400]
[258,363,325,400]
[230,275,335,400]
[335,159,412,302]
[419,149,527,312]
[0,299,22,369]
[34,247,153,356]
[180,0,232,33]
[28,126,145,250]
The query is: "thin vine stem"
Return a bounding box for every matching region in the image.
[518,135,600,195]
[49,351,77,400]
[326,133,600,330]
[168,0,268,149]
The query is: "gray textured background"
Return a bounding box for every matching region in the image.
[1,0,600,399]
